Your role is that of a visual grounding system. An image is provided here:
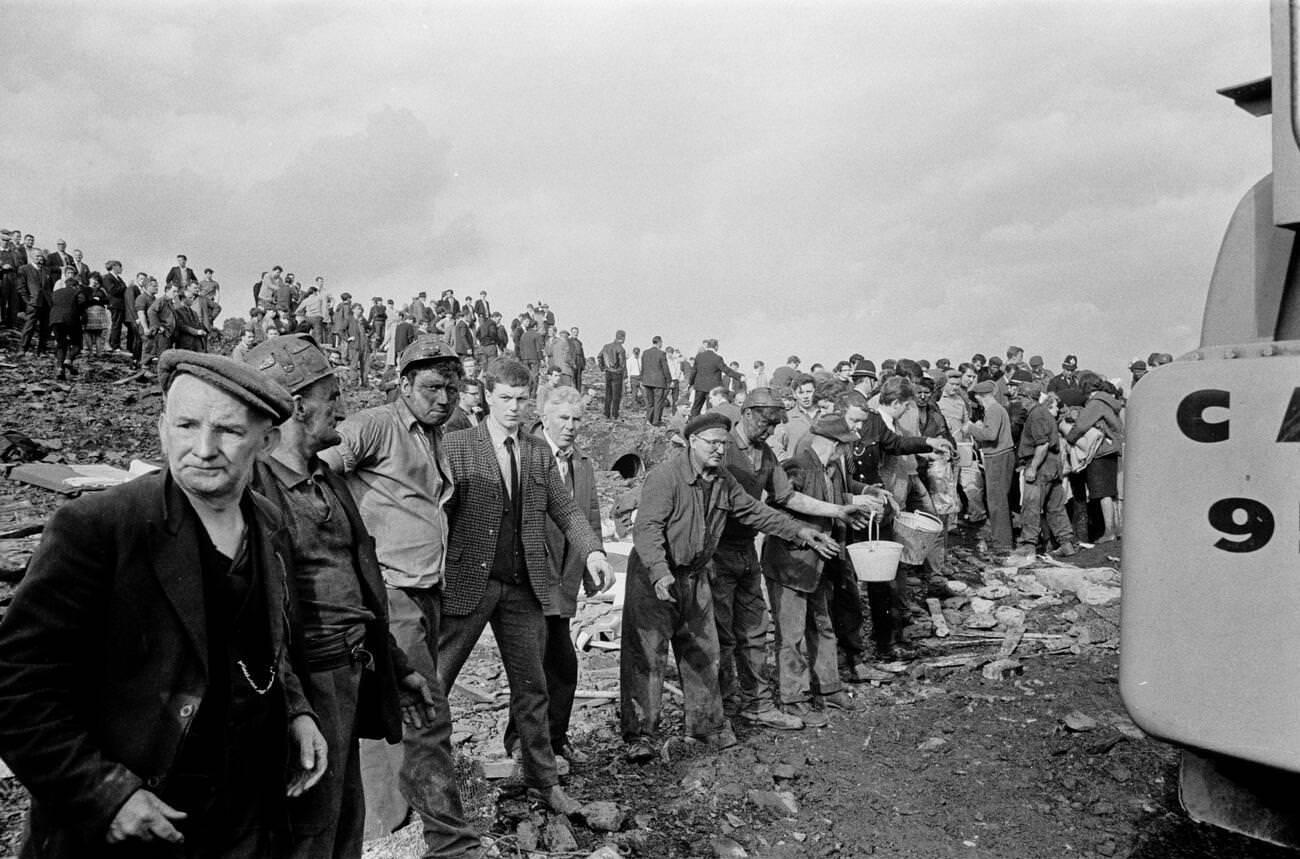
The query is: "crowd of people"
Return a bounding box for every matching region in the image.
[0,228,1164,858]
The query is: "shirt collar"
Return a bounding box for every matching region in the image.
[266,450,324,490]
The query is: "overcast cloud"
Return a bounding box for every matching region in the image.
[0,1,1273,379]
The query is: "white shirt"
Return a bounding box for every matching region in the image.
[486,418,521,498]
[541,430,572,488]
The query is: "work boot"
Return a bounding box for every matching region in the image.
[1053,542,1079,558]
[739,706,804,730]
[698,724,738,751]
[784,702,828,728]
[818,690,864,712]
[527,785,582,816]
[557,743,590,766]
[846,662,893,683]
[624,738,656,764]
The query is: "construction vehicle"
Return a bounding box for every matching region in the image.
[1121,0,1300,847]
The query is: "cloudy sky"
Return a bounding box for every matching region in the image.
[2,1,1273,380]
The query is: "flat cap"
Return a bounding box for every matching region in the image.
[399,335,462,375]
[685,412,732,438]
[1129,358,1147,371]
[742,386,786,411]
[244,334,335,394]
[970,380,996,395]
[1028,355,1044,367]
[811,413,857,443]
[159,349,294,424]
[1009,367,1033,383]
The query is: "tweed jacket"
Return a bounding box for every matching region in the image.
[536,436,603,618]
[0,470,311,850]
[442,422,602,616]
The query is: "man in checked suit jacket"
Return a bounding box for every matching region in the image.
[440,359,612,816]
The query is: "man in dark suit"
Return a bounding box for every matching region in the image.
[19,251,53,354]
[0,351,327,857]
[440,360,611,815]
[45,239,74,274]
[247,335,436,859]
[473,290,490,320]
[70,248,90,282]
[567,326,586,391]
[0,231,22,328]
[516,319,545,393]
[503,385,609,766]
[166,254,197,290]
[639,335,672,426]
[103,260,133,352]
[687,338,743,417]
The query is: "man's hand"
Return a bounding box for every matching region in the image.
[1023,465,1037,484]
[798,527,840,559]
[586,552,616,593]
[653,576,675,603]
[286,714,328,797]
[106,789,187,844]
[927,438,953,457]
[835,503,875,528]
[398,671,438,730]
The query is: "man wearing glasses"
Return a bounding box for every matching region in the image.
[619,411,839,762]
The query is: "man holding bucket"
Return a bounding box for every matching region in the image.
[763,414,891,726]
[715,388,878,731]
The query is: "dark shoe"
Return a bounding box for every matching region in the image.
[65,363,79,376]
[557,743,590,765]
[624,739,656,763]
[56,371,66,381]
[876,642,920,662]
[739,707,804,730]
[527,784,581,816]
[818,690,864,712]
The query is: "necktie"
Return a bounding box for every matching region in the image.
[557,449,575,495]
[504,437,519,502]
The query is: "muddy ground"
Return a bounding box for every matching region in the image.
[0,343,1293,858]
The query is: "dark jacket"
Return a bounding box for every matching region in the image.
[762,446,842,592]
[847,410,931,487]
[103,272,128,310]
[518,329,545,363]
[441,423,603,616]
[537,438,602,617]
[18,263,51,308]
[0,471,312,852]
[48,283,85,326]
[165,265,195,289]
[598,340,626,374]
[640,346,671,388]
[253,459,408,743]
[631,449,804,584]
[687,349,741,392]
[568,337,587,376]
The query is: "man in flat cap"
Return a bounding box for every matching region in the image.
[246,335,438,858]
[319,336,487,857]
[0,350,327,857]
[620,411,840,762]
[713,388,877,731]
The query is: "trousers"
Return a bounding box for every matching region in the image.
[644,385,668,425]
[359,586,481,858]
[503,614,578,756]
[619,563,724,740]
[768,575,841,704]
[287,662,364,859]
[604,371,625,418]
[981,449,1015,552]
[438,579,558,788]
[710,544,772,714]
[1019,474,1074,550]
